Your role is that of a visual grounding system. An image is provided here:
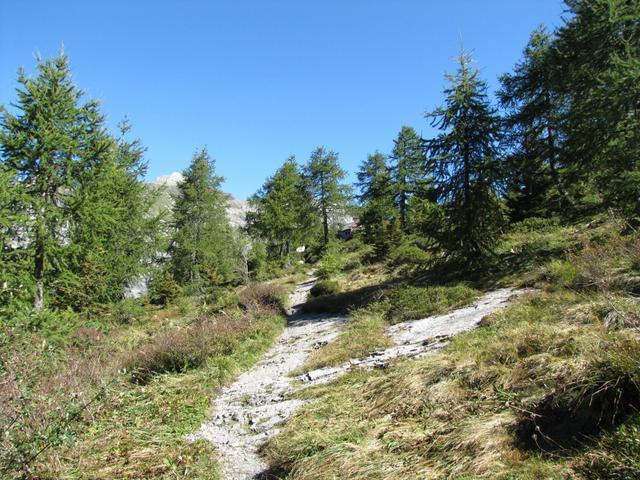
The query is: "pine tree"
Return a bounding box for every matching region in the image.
[498,27,566,220]
[390,126,428,231]
[0,53,107,309]
[170,148,237,289]
[356,152,395,254]
[247,156,317,258]
[304,147,351,245]
[425,50,505,260]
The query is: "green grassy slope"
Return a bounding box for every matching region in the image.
[262,217,640,479]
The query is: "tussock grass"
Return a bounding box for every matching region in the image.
[309,279,341,298]
[386,284,479,323]
[300,305,392,372]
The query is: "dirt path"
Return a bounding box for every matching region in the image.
[188,278,528,480]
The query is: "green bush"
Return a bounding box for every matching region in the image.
[13,308,82,344]
[390,243,433,268]
[386,284,479,323]
[317,247,344,279]
[511,216,560,233]
[310,280,341,297]
[541,260,580,289]
[148,270,182,306]
[112,299,146,324]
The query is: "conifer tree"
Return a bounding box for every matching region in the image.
[247,156,317,258]
[551,0,640,217]
[60,121,161,308]
[304,147,351,245]
[390,126,427,231]
[356,152,395,253]
[498,27,566,219]
[425,50,504,260]
[170,148,237,288]
[0,53,107,309]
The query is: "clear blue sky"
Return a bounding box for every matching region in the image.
[1,1,566,199]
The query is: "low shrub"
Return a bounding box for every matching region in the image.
[238,282,286,314]
[540,260,580,289]
[310,280,341,298]
[511,216,560,233]
[386,284,479,323]
[302,284,386,314]
[317,247,344,279]
[148,270,182,306]
[125,316,248,384]
[390,243,433,268]
[112,299,146,324]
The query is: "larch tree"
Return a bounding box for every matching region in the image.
[551,0,640,217]
[356,152,396,254]
[389,126,427,232]
[498,26,567,220]
[61,121,161,308]
[304,147,351,245]
[247,156,317,258]
[425,50,505,260]
[170,148,237,288]
[0,53,108,310]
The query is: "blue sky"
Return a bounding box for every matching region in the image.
[1,1,566,199]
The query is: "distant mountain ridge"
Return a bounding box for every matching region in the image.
[150,172,251,228]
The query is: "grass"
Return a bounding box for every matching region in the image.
[385,284,479,323]
[263,290,640,479]
[0,282,287,479]
[261,218,640,479]
[300,305,392,372]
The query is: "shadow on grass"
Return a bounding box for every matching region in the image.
[301,281,395,314]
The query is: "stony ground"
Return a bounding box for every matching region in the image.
[188,277,527,479]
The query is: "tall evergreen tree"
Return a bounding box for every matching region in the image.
[170,148,237,288]
[0,53,108,310]
[498,27,566,219]
[247,156,317,258]
[551,0,640,217]
[304,147,351,245]
[390,126,428,231]
[356,152,396,253]
[59,121,161,308]
[425,50,505,260]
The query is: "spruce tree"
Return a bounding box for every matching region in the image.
[390,126,427,231]
[247,156,317,258]
[425,50,504,260]
[356,152,395,254]
[170,148,237,289]
[304,147,351,245]
[0,53,107,309]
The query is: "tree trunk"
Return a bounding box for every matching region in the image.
[322,205,329,245]
[33,240,45,310]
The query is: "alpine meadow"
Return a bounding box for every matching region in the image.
[1,1,639,479]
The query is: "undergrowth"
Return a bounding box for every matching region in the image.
[0,282,287,479]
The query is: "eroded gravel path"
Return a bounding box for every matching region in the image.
[188,278,528,479]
